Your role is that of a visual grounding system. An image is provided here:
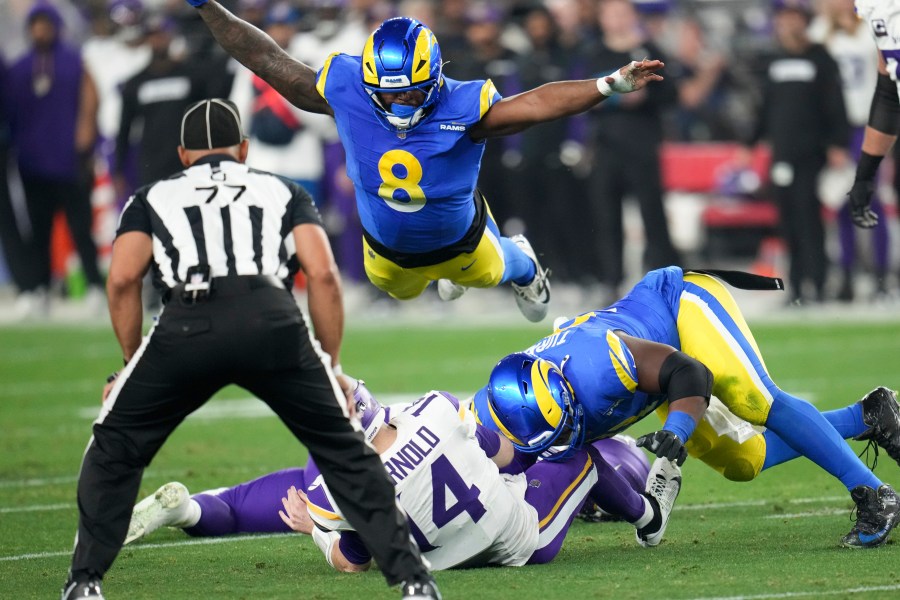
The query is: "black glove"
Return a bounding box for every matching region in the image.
[636,430,688,466]
[847,179,878,229]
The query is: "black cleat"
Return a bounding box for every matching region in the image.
[61,576,104,600]
[401,576,442,600]
[855,387,900,467]
[841,484,900,549]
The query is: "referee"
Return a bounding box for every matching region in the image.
[61,99,438,600]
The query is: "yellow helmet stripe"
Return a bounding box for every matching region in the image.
[479,79,498,119]
[532,360,563,428]
[606,330,638,393]
[316,52,341,99]
[361,35,379,86]
[487,397,524,446]
[411,29,434,84]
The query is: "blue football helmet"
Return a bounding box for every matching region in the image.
[361,17,443,132]
[486,352,585,461]
[353,380,388,442]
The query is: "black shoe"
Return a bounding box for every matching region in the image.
[401,576,441,600]
[855,387,900,467]
[61,576,104,600]
[837,277,854,303]
[842,484,900,548]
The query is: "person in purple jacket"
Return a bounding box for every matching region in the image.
[6,1,104,316]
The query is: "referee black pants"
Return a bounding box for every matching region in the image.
[70,279,427,586]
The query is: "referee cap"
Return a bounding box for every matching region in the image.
[180,99,245,150]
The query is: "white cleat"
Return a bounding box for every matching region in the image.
[509,235,551,322]
[636,457,682,547]
[126,482,192,544]
[437,279,467,301]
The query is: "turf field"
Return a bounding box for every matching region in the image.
[3,318,900,599]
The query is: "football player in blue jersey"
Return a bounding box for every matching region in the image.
[186,0,666,322]
[476,266,900,548]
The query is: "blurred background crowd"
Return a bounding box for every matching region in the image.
[1,0,898,321]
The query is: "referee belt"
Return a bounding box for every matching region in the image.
[165,274,287,304]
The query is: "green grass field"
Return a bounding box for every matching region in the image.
[3,319,900,599]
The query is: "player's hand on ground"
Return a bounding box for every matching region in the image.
[636,430,688,466]
[847,180,878,228]
[606,59,665,94]
[279,486,314,535]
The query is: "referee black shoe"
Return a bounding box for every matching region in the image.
[401,576,441,600]
[61,575,104,599]
[855,387,900,467]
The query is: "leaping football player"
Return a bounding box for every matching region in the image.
[185,0,667,322]
[125,381,677,570]
[478,266,900,548]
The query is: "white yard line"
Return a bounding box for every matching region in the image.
[0,503,70,514]
[0,533,290,562]
[690,585,900,600]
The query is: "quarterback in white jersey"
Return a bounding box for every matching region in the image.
[280,382,678,572]
[302,390,538,569]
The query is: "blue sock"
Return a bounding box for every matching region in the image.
[762,404,867,470]
[763,392,880,490]
[499,237,536,285]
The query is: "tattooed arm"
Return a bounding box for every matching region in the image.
[196,1,332,116]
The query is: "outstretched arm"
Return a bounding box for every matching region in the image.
[470,59,664,140]
[193,0,331,115]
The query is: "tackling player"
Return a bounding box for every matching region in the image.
[185,0,668,322]
[480,267,900,548]
[125,382,679,569]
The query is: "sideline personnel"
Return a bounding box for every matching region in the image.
[60,99,437,600]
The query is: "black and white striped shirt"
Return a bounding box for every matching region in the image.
[117,155,321,294]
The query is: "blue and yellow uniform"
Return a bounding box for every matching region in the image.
[316,53,509,299]
[475,266,772,481]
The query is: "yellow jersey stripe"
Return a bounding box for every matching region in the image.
[479,80,498,119]
[306,500,342,522]
[607,330,638,393]
[316,52,340,99]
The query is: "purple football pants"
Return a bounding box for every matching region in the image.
[185,466,312,537]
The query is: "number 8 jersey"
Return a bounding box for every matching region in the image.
[315,53,501,254]
[305,391,539,570]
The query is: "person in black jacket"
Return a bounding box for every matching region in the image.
[742,0,849,304]
[585,0,681,302]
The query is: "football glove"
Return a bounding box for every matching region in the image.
[636,430,688,466]
[847,180,878,229]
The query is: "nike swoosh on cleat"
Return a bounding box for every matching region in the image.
[461,259,477,271]
[858,525,892,545]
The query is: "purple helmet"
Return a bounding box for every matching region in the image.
[593,435,651,494]
[353,380,388,442]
